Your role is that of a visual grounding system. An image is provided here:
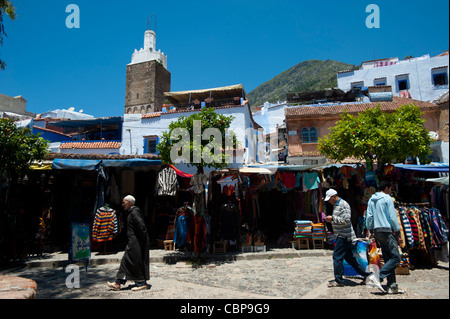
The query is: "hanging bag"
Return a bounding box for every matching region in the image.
[367,240,382,269]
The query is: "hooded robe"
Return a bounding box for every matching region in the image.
[116,206,150,282]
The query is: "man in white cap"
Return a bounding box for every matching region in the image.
[107,195,150,291]
[324,189,371,287]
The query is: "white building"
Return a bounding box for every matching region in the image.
[0,93,35,119]
[37,108,94,120]
[252,101,288,162]
[337,51,449,102]
[120,85,263,174]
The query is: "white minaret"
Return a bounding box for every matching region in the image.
[144,30,156,51]
[130,29,167,68]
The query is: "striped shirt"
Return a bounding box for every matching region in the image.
[331,198,356,241]
[92,209,118,242]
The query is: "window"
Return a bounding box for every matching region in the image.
[301,127,318,143]
[398,80,408,90]
[309,127,318,143]
[432,68,448,87]
[144,136,159,154]
[351,81,364,90]
[396,74,409,91]
[301,128,310,143]
[374,77,387,86]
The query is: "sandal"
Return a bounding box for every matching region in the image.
[107,281,121,291]
[327,280,344,287]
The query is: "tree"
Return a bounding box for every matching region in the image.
[156,107,239,170]
[0,118,49,180]
[0,0,16,69]
[318,103,433,168]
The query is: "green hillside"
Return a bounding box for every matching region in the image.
[248,59,357,108]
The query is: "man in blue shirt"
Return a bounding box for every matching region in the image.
[366,180,402,294]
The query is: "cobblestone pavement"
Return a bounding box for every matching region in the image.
[0,249,448,300]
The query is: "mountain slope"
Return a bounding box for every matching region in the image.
[248,59,357,107]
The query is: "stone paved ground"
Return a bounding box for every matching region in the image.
[0,250,448,300]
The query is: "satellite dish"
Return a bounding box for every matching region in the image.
[68,107,75,112]
[79,109,84,113]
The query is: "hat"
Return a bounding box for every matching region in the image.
[324,189,337,201]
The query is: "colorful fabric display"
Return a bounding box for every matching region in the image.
[399,252,410,268]
[311,223,326,239]
[92,206,118,242]
[294,220,312,238]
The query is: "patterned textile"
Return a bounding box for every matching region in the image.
[156,166,177,196]
[92,207,118,242]
[294,220,312,238]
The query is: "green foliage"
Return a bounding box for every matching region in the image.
[156,108,239,169]
[0,118,49,179]
[0,0,16,69]
[318,104,432,165]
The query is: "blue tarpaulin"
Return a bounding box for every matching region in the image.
[52,159,101,170]
[102,159,161,167]
[51,158,161,170]
[393,163,449,173]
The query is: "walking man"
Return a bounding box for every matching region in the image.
[365,180,402,294]
[107,195,150,291]
[324,189,371,287]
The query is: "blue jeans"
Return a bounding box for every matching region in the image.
[333,237,371,284]
[375,232,400,288]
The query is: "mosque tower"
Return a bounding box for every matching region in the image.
[125,25,171,114]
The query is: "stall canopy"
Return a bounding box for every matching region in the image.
[52,158,102,170]
[169,164,193,178]
[393,163,449,173]
[51,158,162,170]
[164,84,246,105]
[426,176,449,185]
[245,163,328,173]
[102,159,161,168]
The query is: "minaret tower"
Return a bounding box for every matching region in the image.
[125,21,171,114]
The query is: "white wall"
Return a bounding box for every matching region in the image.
[120,106,260,167]
[252,101,287,135]
[338,55,449,101]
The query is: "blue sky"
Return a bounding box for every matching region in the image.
[1,0,448,118]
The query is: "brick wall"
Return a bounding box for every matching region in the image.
[125,60,171,114]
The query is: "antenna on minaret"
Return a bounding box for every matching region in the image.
[147,15,156,32]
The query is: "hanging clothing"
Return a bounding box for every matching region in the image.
[281,172,296,189]
[94,166,109,214]
[397,208,411,248]
[220,203,239,242]
[302,172,320,190]
[173,207,192,247]
[155,166,177,196]
[187,215,207,253]
[92,206,118,242]
[338,166,356,179]
[190,172,208,194]
[396,205,448,258]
